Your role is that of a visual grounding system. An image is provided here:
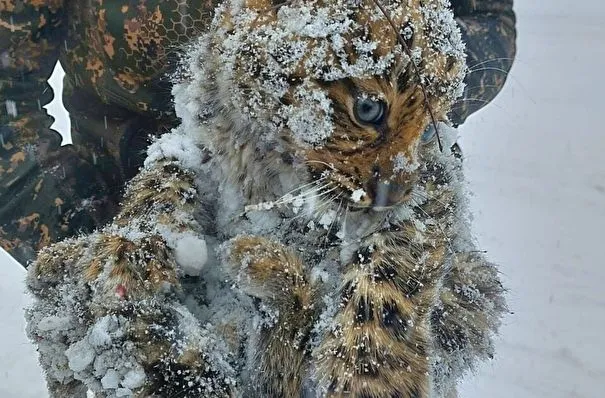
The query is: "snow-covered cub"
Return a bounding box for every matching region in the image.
[26,1,505,397]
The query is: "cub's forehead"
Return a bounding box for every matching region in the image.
[199,0,466,146]
[216,0,409,80]
[212,0,465,84]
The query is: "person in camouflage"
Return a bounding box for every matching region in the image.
[0,0,516,267]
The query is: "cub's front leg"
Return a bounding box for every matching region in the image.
[313,151,462,398]
[226,236,319,397]
[26,159,235,397]
[314,223,450,398]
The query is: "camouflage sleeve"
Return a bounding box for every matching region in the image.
[449,0,517,125]
[0,1,119,266]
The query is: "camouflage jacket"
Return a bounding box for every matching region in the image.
[0,0,516,266]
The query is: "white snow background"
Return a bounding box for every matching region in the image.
[1,1,604,396]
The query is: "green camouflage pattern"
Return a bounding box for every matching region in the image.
[0,0,516,266]
[451,0,517,126]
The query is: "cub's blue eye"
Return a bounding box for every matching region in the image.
[421,124,437,144]
[354,97,385,124]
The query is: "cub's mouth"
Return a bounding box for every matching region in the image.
[309,168,418,211]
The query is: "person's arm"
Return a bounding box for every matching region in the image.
[0,1,119,266]
[449,0,517,125]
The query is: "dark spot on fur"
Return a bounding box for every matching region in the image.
[333,344,347,359]
[446,56,457,72]
[420,162,449,186]
[355,246,374,265]
[340,280,356,304]
[410,387,422,398]
[372,262,422,297]
[292,294,303,311]
[431,306,469,353]
[356,351,380,377]
[146,356,230,397]
[162,163,182,175]
[271,0,289,9]
[355,296,374,324]
[381,301,408,341]
[327,377,350,394]
[327,378,338,393]
[281,151,294,165]
[397,69,413,92]
[373,263,397,282]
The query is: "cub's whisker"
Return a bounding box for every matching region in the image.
[272,176,328,204]
[466,57,515,70]
[466,66,512,75]
[244,178,331,212]
[322,196,345,246]
[465,67,534,103]
[304,160,336,171]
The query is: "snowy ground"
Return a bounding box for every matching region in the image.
[2,1,604,397]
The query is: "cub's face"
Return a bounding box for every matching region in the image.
[206,0,466,209]
[303,75,439,208]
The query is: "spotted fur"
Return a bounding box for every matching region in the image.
[310,150,459,397]
[26,1,505,397]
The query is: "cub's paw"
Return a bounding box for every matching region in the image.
[27,233,177,300]
[26,232,235,398]
[224,235,318,397]
[224,235,315,305]
[430,252,506,393]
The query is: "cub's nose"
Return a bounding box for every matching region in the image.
[366,178,413,209]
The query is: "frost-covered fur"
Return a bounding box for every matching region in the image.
[26,1,505,397]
